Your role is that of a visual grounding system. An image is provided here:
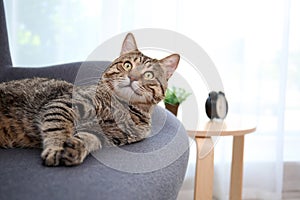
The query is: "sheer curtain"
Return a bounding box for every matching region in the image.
[4,0,300,199]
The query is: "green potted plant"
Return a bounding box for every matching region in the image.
[164,87,191,116]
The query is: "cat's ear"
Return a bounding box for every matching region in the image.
[121,33,138,55]
[160,54,180,80]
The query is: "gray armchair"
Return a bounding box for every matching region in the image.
[0,1,189,200]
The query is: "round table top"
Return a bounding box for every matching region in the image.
[187,116,256,137]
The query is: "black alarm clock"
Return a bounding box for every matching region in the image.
[205,91,228,119]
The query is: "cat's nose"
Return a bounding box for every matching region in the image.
[128,74,138,82]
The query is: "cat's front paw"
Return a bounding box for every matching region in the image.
[60,137,89,166]
[41,147,64,166]
[41,137,89,166]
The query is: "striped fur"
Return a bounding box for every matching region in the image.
[0,33,180,166]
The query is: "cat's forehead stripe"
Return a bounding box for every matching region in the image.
[144,59,151,65]
[113,61,123,65]
[126,52,142,60]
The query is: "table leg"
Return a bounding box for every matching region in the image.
[230,135,245,200]
[194,137,214,200]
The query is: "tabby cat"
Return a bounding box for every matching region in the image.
[0,33,179,166]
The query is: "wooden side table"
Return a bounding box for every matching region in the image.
[188,118,256,200]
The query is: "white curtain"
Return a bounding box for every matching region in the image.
[4,0,300,199]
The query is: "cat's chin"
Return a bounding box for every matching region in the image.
[115,87,139,102]
[114,86,150,105]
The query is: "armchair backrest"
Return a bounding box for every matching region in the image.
[0,0,12,67]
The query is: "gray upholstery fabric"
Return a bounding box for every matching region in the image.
[0,61,110,83]
[0,110,189,200]
[0,1,189,199]
[0,0,11,67]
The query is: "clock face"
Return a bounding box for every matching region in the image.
[216,94,227,119]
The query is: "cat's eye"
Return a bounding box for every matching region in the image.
[123,61,132,71]
[143,71,154,80]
